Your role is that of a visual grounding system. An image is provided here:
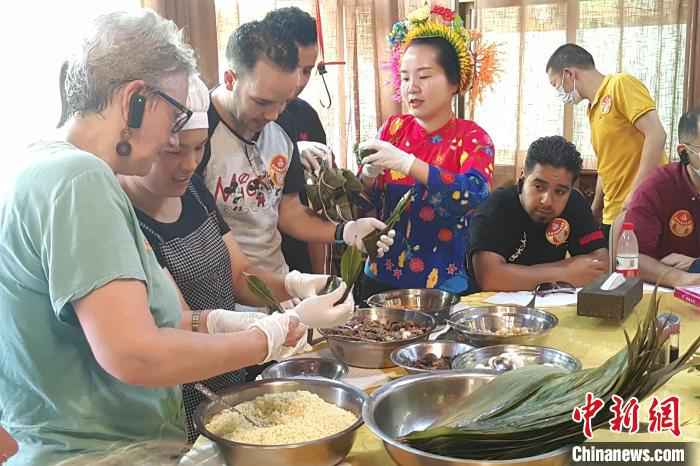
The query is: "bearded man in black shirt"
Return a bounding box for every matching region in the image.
[469,136,609,291]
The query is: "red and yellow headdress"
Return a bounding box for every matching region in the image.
[387,4,500,107]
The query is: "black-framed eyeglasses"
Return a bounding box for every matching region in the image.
[534,281,576,297]
[151,88,193,133]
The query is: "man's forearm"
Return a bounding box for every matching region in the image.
[639,254,695,288]
[630,132,665,194]
[592,175,604,211]
[279,195,336,243]
[477,261,572,291]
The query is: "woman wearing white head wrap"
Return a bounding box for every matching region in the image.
[119,75,353,442]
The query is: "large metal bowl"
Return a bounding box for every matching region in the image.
[194,378,366,466]
[367,289,459,324]
[452,345,581,373]
[363,371,571,466]
[319,308,436,369]
[447,306,558,347]
[390,341,474,375]
[261,357,349,380]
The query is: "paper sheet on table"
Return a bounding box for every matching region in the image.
[484,290,579,307]
[642,283,674,293]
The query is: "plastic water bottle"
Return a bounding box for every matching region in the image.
[616,222,639,277]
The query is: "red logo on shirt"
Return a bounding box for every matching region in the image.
[669,209,694,238]
[545,218,570,246]
[601,95,612,114]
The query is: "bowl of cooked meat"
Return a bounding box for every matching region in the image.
[390,341,475,375]
[319,308,436,369]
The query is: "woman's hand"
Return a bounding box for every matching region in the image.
[359,139,416,175]
[342,219,395,257]
[284,271,333,299]
[287,282,354,328]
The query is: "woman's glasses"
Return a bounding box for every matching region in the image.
[151,88,193,133]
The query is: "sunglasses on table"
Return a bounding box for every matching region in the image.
[533,281,576,297]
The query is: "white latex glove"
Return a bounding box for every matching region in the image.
[206,309,267,334]
[298,141,334,174]
[361,162,384,179]
[276,326,313,360]
[287,282,354,328]
[359,139,416,176]
[284,270,331,299]
[249,313,303,363]
[343,218,395,257]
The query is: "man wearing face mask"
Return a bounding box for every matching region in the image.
[625,110,700,288]
[469,136,608,291]
[546,44,667,240]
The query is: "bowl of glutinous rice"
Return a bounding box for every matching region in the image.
[194,378,366,466]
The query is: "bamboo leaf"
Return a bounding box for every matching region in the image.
[363,188,414,259]
[243,273,284,313]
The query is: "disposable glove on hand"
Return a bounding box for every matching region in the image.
[287,282,354,328]
[206,309,267,334]
[249,313,303,363]
[298,141,334,174]
[361,162,384,178]
[359,139,416,176]
[276,323,313,360]
[284,270,332,299]
[343,219,395,257]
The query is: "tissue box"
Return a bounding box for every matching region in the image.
[577,274,643,321]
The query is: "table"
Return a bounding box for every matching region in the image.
[182,291,700,465]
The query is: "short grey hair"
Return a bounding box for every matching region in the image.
[57,9,197,127]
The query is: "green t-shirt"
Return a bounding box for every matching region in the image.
[0,142,185,465]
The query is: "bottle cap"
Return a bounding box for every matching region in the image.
[623,222,634,230]
[657,313,680,335]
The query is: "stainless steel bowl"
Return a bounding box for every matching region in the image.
[319,308,436,369]
[367,289,459,324]
[194,378,366,466]
[447,306,558,347]
[452,344,581,373]
[261,357,349,380]
[390,341,474,374]
[363,371,571,466]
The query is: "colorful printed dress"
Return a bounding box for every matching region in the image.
[364,114,493,294]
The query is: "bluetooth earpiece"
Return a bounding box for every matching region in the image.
[127,93,146,129]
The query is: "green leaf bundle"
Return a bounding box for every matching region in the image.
[401,288,700,461]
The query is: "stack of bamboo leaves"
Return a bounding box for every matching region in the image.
[402,289,700,460]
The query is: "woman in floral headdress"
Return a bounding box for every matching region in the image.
[358,3,495,297]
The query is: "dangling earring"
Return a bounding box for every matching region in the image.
[115,128,132,157]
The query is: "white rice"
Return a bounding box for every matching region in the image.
[205,390,357,445]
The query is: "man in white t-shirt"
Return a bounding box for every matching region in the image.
[198,20,392,275]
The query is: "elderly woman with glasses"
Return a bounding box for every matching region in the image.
[0,9,314,465]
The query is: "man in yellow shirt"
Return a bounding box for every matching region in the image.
[546,44,666,240]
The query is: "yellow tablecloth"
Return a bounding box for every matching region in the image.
[343,292,700,465]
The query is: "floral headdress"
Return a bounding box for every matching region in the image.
[387,3,500,108]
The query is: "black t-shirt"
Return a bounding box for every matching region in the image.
[468,185,607,273]
[277,98,327,145]
[277,98,328,273]
[134,175,238,311]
